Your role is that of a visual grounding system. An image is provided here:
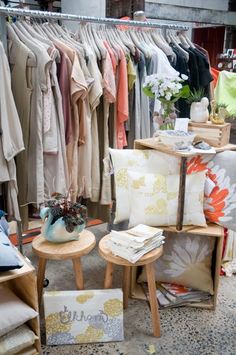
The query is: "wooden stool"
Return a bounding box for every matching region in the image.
[32,230,96,305]
[98,235,163,337]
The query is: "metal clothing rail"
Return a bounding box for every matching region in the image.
[0,5,188,253]
[0,6,189,30]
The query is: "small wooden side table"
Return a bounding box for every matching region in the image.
[99,234,163,337]
[32,230,96,305]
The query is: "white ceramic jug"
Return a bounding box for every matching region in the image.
[190,97,209,123]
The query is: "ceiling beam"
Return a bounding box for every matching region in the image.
[145,2,236,26]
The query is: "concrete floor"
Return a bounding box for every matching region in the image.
[22,224,236,355]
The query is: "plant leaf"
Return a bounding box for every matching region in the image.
[143,86,155,98]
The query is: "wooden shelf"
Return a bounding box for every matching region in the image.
[0,252,34,283]
[160,223,224,238]
[134,138,236,156]
[0,253,41,353]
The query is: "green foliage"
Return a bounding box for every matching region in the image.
[45,194,87,233]
[187,88,205,104]
[143,85,155,98]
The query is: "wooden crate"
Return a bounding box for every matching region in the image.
[188,121,231,147]
[130,224,224,310]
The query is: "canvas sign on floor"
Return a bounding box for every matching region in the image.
[43,289,124,345]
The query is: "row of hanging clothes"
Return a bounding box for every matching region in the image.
[1,15,213,229]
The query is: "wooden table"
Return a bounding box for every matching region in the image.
[32,229,96,305]
[99,234,163,337]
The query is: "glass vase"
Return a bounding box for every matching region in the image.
[153,101,176,131]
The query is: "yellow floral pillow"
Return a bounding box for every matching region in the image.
[138,232,215,294]
[128,171,207,227]
[109,149,179,224]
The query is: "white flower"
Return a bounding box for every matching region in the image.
[159,236,211,277]
[143,72,185,102]
[181,74,188,80]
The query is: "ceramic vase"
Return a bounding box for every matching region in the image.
[190,97,209,123]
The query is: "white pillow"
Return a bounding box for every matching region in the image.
[0,287,38,337]
[0,324,38,355]
[128,170,207,227]
[109,148,179,223]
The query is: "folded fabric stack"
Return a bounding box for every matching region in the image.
[107,224,165,264]
[0,287,38,355]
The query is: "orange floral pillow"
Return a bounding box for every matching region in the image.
[187,151,236,231]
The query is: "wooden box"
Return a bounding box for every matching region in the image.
[130,224,224,310]
[188,121,231,147]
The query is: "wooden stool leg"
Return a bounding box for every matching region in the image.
[104,262,113,289]
[123,266,131,309]
[73,258,84,290]
[146,263,161,337]
[37,257,47,306]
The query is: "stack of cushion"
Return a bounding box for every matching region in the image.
[0,287,38,355]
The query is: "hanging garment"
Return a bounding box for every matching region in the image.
[7,24,35,229]
[215,70,236,115]
[0,41,24,221]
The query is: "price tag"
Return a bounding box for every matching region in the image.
[174,118,189,132]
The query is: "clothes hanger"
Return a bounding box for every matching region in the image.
[102,26,121,61]
[117,27,136,55]
[90,24,107,59]
[22,20,53,46]
[40,22,58,40]
[166,29,189,59]
[138,29,153,57]
[180,30,196,48]
[81,23,101,60]
[177,32,189,48]
[110,27,129,56]
[151,29,174,57]
[33,18,47,37]
[15,19,50,53]
[6,22,37,67]
[129,29,151,58]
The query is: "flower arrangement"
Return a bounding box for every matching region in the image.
[45,193,87,233]
[143,72,190,129]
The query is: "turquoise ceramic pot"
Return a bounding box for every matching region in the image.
[40,207,85,243]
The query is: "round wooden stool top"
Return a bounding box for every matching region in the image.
[99,234,163,266]
[32,230,96,260]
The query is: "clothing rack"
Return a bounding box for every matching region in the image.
[0,5,188,253]
[0,6,189,30]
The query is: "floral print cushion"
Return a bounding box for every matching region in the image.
[138,232,215,294]
[109,148,179,224]
[187,151,236,232]
[128,170,207,227]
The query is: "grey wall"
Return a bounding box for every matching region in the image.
[61,0,106,30]
[145,0,229,11]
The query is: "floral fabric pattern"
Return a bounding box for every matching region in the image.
[138,232,215,294]
[187,151,236,231]
[128,170,207,227]
[109,148,180,224]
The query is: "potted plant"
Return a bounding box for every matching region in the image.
[187,88,209,123]
[40,193,87,243]
[143,72,190,130]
